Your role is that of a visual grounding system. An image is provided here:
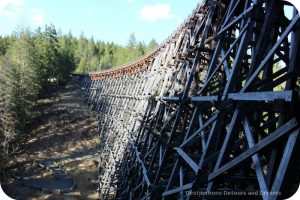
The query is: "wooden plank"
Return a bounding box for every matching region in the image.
[208,119,298,181]
[228,91,293,102]
[177,148,199,173]
[270,129,299,200]
[191,95,218,102]
[242,14,300,92]
[243,117,269,200]
[181,112,219,148]
[163,183,193,197]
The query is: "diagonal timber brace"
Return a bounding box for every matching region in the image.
[73,0,300,199]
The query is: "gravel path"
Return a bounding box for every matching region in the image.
[2,82,99,200]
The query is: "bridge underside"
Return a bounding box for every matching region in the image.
[77,0,300,199]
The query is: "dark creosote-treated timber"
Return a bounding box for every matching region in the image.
[74,0,300,199]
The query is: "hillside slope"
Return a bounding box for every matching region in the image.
[2,82,99,200]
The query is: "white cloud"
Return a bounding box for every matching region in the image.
[139,3,175,22]
[31,8,45,26]
[2,9,17,20]
[0,0,24,20]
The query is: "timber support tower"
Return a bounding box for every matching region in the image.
[76,0,300,199]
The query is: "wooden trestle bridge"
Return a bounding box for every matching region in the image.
[74,0,300,199]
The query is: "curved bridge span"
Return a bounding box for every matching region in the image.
[75,0,300,199]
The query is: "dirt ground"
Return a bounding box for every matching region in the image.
[1,82,100,200]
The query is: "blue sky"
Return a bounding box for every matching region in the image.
[0,0,201,45]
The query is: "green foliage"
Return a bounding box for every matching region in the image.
[34,24,76,85]
[58,35,76,84]
[7,29,41,130]
[0,25,159,174]
[0,36,13,57]
[0,29,41,174]
[0,25,76,173]
[147,39,158,52]
[128,33,137,47]
[74,33,158,73]
[0,58,16,158]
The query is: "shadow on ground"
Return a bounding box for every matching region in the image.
[2,82,99,200]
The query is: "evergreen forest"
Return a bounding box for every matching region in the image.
[0,24,158,173]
